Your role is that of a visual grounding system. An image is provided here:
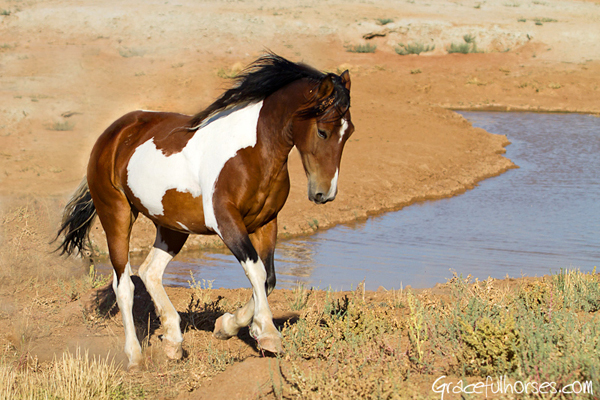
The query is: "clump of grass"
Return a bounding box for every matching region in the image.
[548,82,562,89]
[345,43,377,53]
[84,264,111,290]
[533,17,558,25]
[282,289,405,397]
[554,267,600,312]
[118,47,146,58]
[216,69,236,79]
[447,34,481,54]
[406,290,428,367]
[395,41,435,55]
[410,68,422,74]
[46,121,75,131]
[456,313,520,376]
[188,271,214,306]
[0,9,11,16]
[216,64,243,79]
[0,348,126,399]
[376,18,394,25]
[286,283,312,311]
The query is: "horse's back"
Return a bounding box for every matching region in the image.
[89,110,191,180]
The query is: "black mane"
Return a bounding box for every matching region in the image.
[189,53,349,128]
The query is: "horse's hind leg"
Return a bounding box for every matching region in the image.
[91,190,141,370]
[139,226,188,360]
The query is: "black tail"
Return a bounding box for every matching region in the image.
[55,177,97,256]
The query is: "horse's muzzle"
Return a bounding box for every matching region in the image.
[310,192,331,204]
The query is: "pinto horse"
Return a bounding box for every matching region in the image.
[56,53,353,370]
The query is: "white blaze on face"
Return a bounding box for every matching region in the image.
[338,118,349,143]
[326,168,339,200]
[127,102,264,235]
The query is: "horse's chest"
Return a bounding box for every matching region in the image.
[240,171,290,231]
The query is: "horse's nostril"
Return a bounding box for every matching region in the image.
[315,193,324,202]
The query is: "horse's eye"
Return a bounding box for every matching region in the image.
[317,129,328,139]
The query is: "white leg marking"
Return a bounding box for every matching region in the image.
[114,263,142,368]
[241,258,277,339]
[139,246,183,348]
[127,102,264,236]
[214,297,255,338]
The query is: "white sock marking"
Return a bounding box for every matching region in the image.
[241,258,273,332]
[139,246,183,344]
[114,263,142,365]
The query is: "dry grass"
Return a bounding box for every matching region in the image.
[1,268,598,399]
[0,349,124,400]
[0,197,82,287]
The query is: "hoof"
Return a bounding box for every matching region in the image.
[127,361,141,372]
[213,313,235,340]
[257,334,283,354]
[163,338,183,360]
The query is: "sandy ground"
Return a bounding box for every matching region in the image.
[1,0,599,398]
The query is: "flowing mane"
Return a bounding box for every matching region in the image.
[189,53,350,129]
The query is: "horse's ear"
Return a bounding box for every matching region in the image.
[316,74,336,100]
[340,70,351,91]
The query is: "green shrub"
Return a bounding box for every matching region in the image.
[376,18,394,25]
[395,42,435,55]
[457,314,520,376]
[345,43,377,53]
[447,34,481,54]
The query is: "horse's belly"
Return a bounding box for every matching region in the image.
[152,189,212,235]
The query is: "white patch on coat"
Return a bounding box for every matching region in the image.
[127,102,264,235]
[176,222,190,232]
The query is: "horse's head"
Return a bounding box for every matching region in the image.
[294,70,354,204]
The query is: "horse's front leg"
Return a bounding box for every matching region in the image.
[213,216,282,353]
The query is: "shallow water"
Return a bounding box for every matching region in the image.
[104,112,600,290]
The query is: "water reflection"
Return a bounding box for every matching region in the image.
[98,112,600,291]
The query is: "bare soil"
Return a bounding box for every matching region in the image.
[1,0,599,398]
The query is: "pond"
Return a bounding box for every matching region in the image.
[104,112,600,291]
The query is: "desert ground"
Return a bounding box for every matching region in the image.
[1,0,599,398]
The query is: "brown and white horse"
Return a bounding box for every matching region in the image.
[56,53,353,370]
